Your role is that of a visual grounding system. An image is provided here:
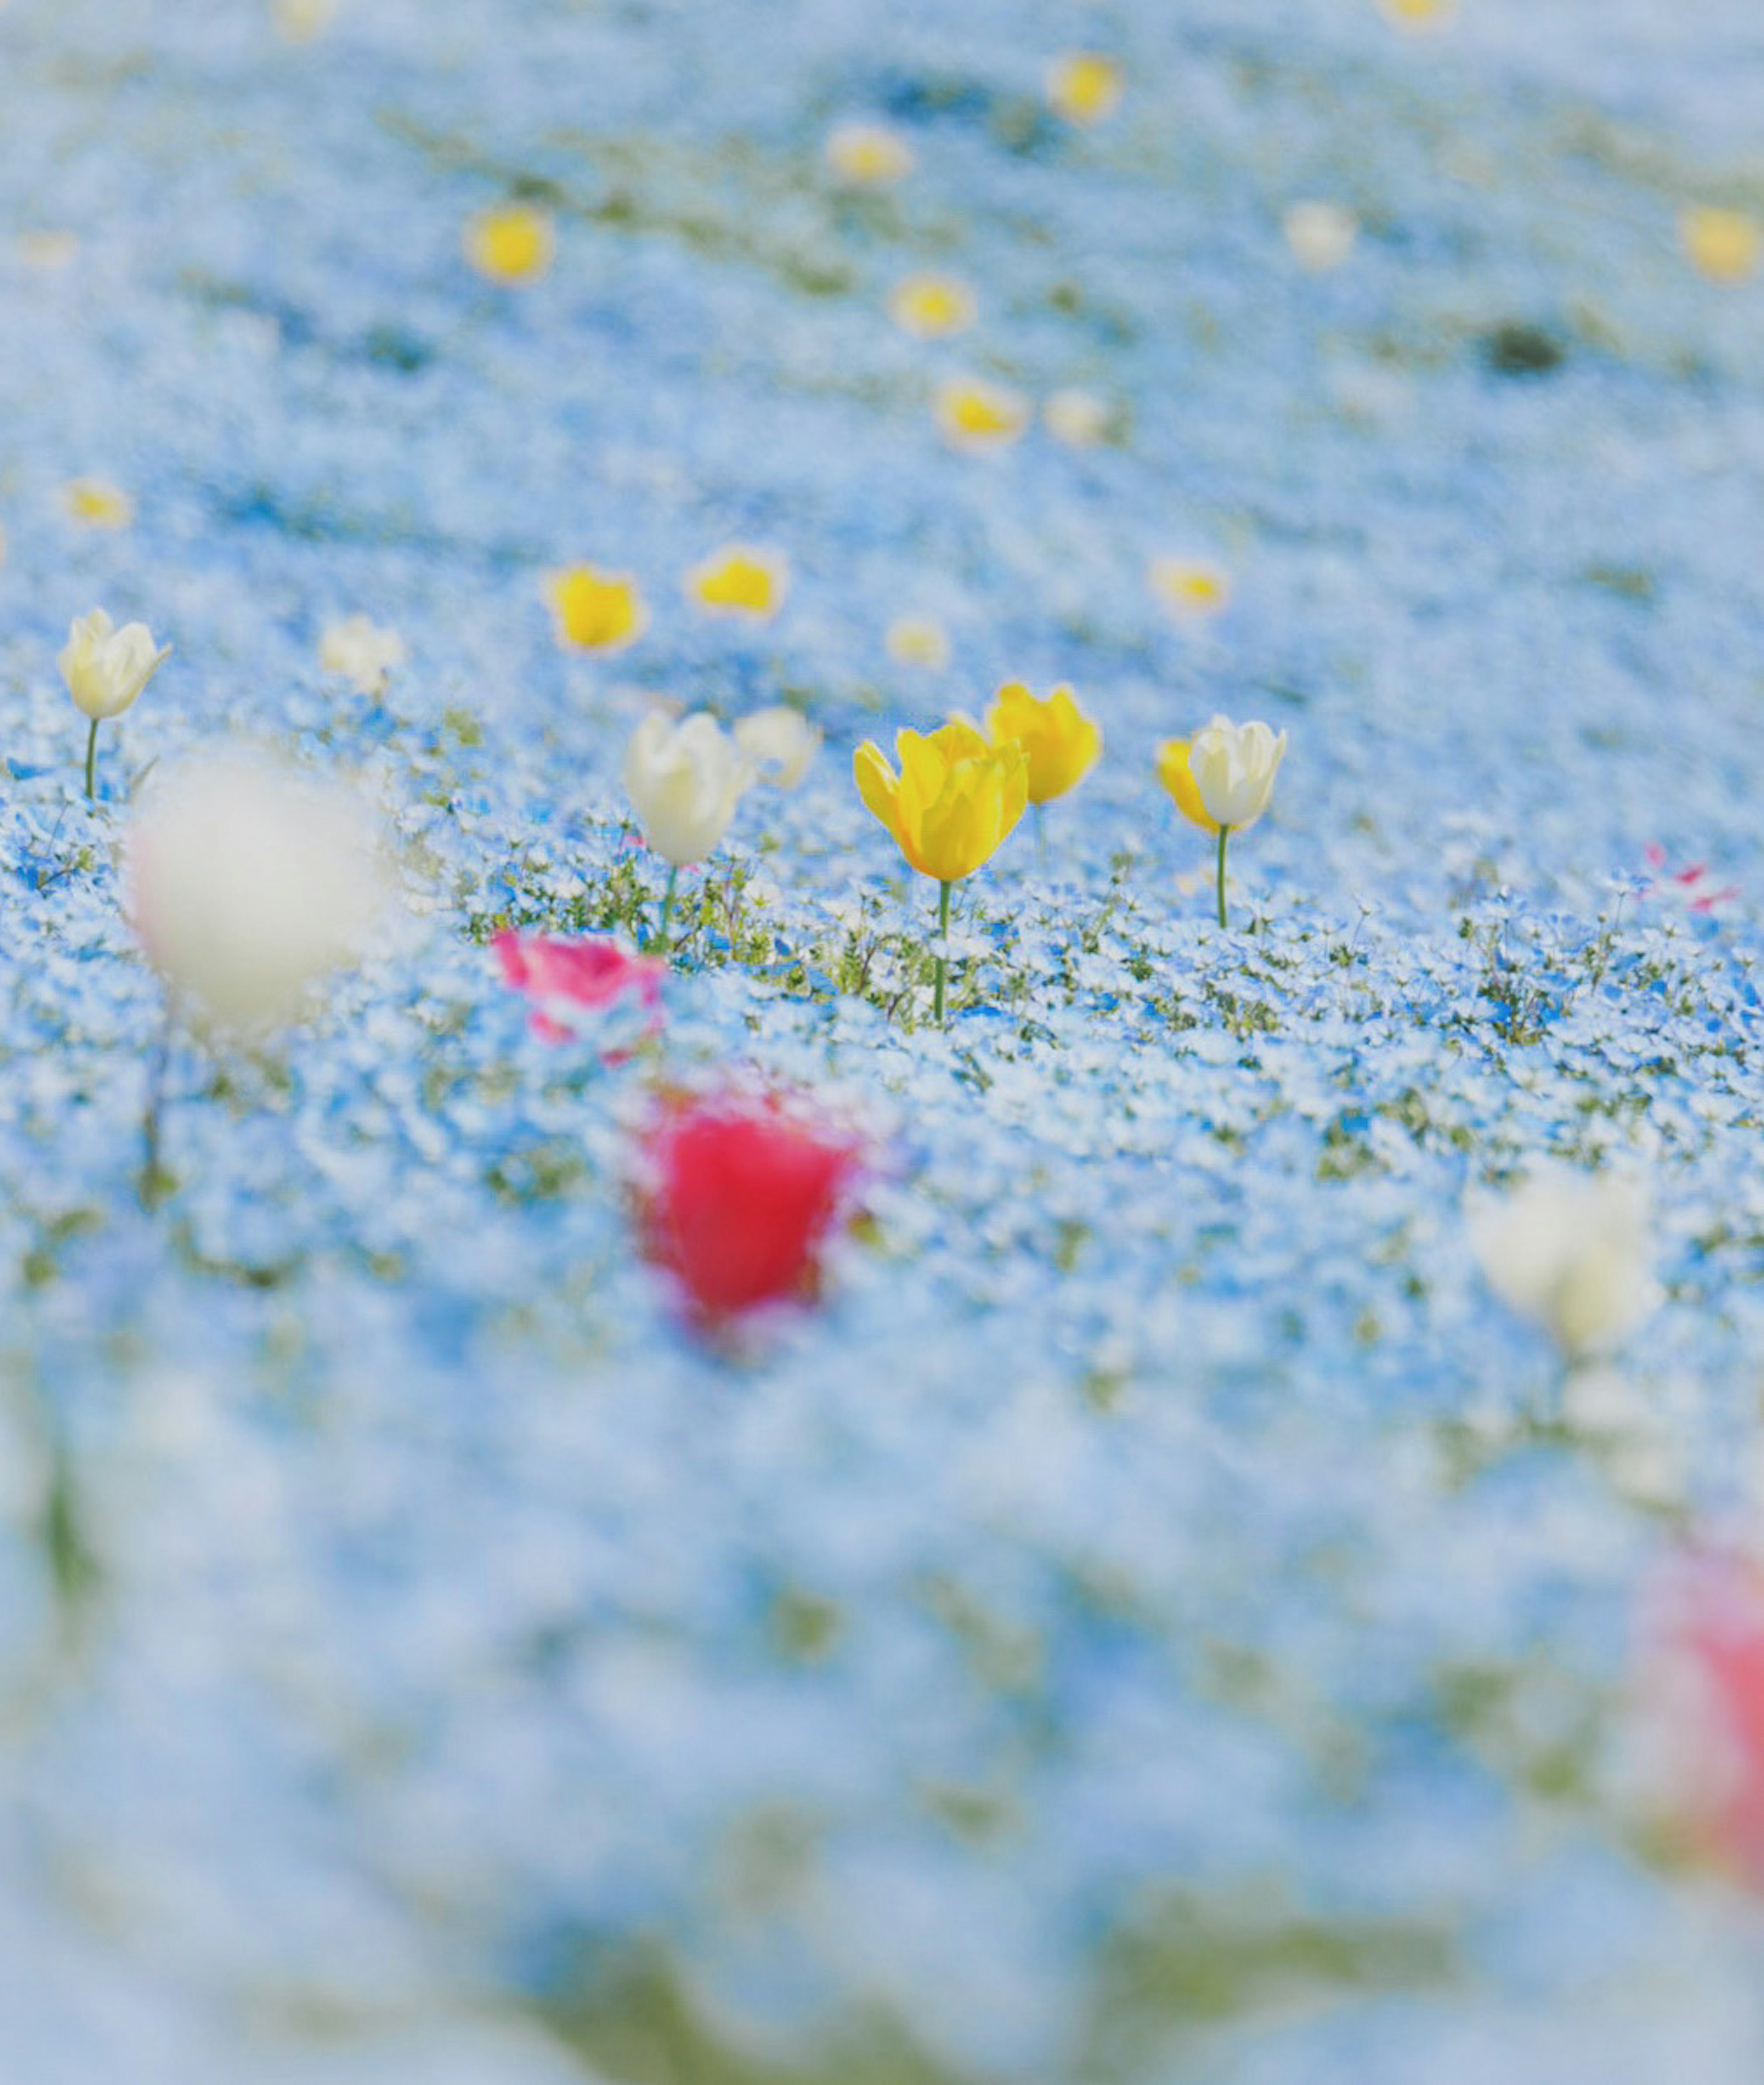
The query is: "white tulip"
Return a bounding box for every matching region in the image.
[127,749,389,1031]
[58,608,171,722]
[318,613,405,695]
[621,712,751,865]
[734,706,820,791]
[1468,1164,1657,1357]
[1188,714,1288,832]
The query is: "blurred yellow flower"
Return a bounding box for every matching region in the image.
[464,203,555,286]
[1043,388,1113,446]
[17,230,79,270]
[1283,200,1358,272]
[825,121,915,187]
[1681,206,1760,283]
[543,565,648,652]
[988,682,1102,805]
[854,718,1027,885]
[685,543,789,621]
[934,377,1030,453]
[273,0,339,40]
[1149,556,1231,620]
[61,478,133,529]
[1376,0,1456,28]
[887,616,952,670]
[888,273,978,339]
[1046,52,1125,126]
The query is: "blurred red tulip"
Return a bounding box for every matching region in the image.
[1651,1550,1764,1881]
[640,1098,860,1323]
[494,931,663,1046]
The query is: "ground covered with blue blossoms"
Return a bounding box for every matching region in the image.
[5,0,1764,2079]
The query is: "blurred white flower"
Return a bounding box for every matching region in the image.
[1469,1164,1657,1357]
[319,613,405,695]
[735,706,820,791]
[1283,200,1358,272]
[127,749,389,1031]
[622,712,750,865]
[58,608,171,721]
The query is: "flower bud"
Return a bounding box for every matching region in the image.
[621,712,751,866]
[58,608,171,721]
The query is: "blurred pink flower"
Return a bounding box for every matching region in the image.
[493,931,663,1049]
[1640,842,1737,915]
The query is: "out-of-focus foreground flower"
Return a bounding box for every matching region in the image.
[494,931,664,1048]
[464,202,555,285]
[685,544,789,621]
[1468,1163,1657,1358]
[59,608,172,800]
[319,613,405,695]
[639,1096,861,1326]
[544,565,648,652]
[1157,715,1287,928]
[735,706,820,790]
[127,749,389,1031]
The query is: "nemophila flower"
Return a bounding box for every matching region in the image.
[888,273,977,339]
[934,378,1030,454]
[622,711,752,950]
[60,477,133,529]
[1681,206,1760,284]
[1283,200,1359,272]
[1640,842,1738,915]
[319,613,405,695]
[854,718,1028,1022]
[59,608,172,800]
[493,931,663,1048]
[685,543,789,621]
[824,120,915,187]
[1156,716,1287,928]
[886,616,951,670]
[1149,556,1231,621]
[127,749,388,1033]
[463,202,555,285]
[1046,52,1125,126]
[735,706,820,791]
[987,682,1102,807]
[1043,388,1113,446]
[543,564,648,653]
[1467,1164,1657,1359]
[638,1096,861,1326]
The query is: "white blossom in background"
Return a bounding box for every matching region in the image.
[127,749,390,1031]
[1283,200,1359,271]
[621,712,751,865]
[58,609,170,720]
[735,706,820,791]
[1468,1164,1658,1357]
[319,613,405,695]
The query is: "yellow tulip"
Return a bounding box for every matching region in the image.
[1681,206,1760,284]
[1154,738,1220,836]
[543,565,648,652]
[854,720,1028,1023]
[824,121,915,187]
[888,273,978,339]
[464,203,555,286]
[685,543,788,620]
[988,682,1102,806]
[933,378,1030,453]
[61,477,133,529]
[1046,52,1125,126]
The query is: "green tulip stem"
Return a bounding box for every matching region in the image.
[84,718,100,802]
[1035,802,1046,869]
[1216,825,1230,931]
[139,1006,174,1211]
[933,878,952,1027]
[656,864,679,950]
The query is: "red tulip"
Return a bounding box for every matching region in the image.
[1648,1550,1764,1881]
[494,931,664,1047]
[639,1097,860,1323]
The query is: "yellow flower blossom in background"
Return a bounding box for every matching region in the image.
[1046,52,1125,126]
[464,203,555,286]
[1149,556,1231,620]
[888,273,978,339]
[543,565,648,652]
[685,543,789,621]
[934,377,1030,453]
[886,616,951,670]
[61,478,133,529]
[854,719,1028,885]
[17,230,79,270]
[824,121,916,187]
[1283,200,1359,272]
[1376,0,1457,28]
[1681,206,1761,284]
[1043,388,1113,446]
[273,0,340,41]
[987,682,1102,806]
